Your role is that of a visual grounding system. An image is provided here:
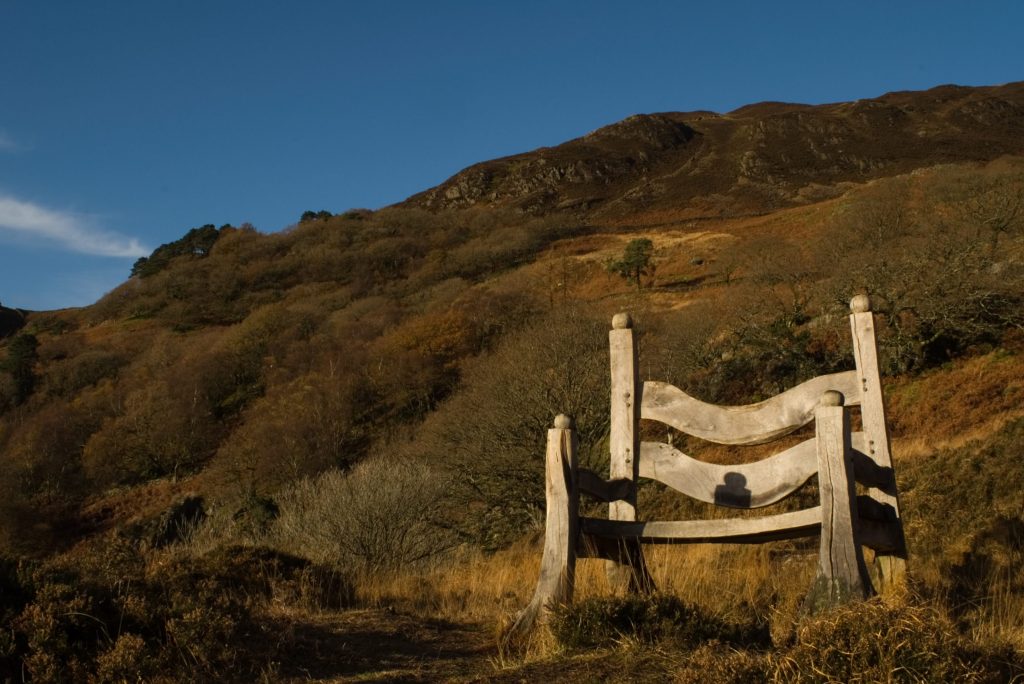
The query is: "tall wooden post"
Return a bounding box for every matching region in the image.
[849,295,908,591]
[507,415,579,640]
[607,313,653,594]
[806,390,872,613]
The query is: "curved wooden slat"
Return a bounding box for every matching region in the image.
[641,370,861,445]
[638,439,818,508]
[580,506,822,544]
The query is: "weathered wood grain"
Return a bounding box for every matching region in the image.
[581,506,822,544]
[851,433,896,491]
[508,421,579,640]
[638,439,817,508]
[806,393,871,612]
[607,317,653,593]
[641,370,860,445]
[850,298,907,588]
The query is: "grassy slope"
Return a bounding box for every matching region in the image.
[2,118,1024,679]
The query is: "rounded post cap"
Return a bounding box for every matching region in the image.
[820,390,845,407]
[553,414,574,429]
[611,312,633,330]
[850,294,872,313]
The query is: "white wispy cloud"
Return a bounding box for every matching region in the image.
[0,132,16,151]
[0,194,149,258]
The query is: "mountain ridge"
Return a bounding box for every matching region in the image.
[402,80,1024,218]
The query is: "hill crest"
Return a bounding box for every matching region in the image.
[402,81,1024,218]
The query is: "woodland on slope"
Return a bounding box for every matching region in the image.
[2,81,1024,681]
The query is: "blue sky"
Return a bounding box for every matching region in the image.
[1,1,1022,310]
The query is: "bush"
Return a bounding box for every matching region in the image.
[550,594,768,650]
[410,305,610,549]
[43,349,126,397]
[0,333,38,406]
[771,597,1022,683]
[271,456,457,572]
[4,539,352,681]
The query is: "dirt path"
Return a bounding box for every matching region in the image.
[267,608,675,683]
[271,608,499,682]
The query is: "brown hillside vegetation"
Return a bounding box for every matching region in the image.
[2,83,1024,680]
[405,81,1024,220]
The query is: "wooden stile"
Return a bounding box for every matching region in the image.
[513,303,907,638]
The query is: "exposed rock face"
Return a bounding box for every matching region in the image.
[401,81,1024,218]
[407,114,699,214]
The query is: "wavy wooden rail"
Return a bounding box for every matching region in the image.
[638,439,818,508]
[641,370,861,445]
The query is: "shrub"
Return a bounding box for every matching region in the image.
[409,305,611,549]
[271,456,457,572]
[0,333,38,405]
[550,594,768,650]
[770,597,1022,683]
[5,539,352,681]
[43,348,126,397]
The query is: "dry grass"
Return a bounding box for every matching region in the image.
[888,349,1024,455]
[351,538,815,640]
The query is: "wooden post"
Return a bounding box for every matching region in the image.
[507,415,579,640]
[849,294,908,591]
[805,390,872,613]
[606,313,653,594]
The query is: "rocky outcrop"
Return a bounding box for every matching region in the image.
[406,114,699,214]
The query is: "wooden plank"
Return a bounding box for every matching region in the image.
[806,393,871,612]
[508,420,579,640]
[856,494,896,522]
[580,506,822,544]
[606,314,653,593]
[609,322,639,515]
[849,296,907,588]
[641,370,860,445]
[578,468,633,503]
[638,439,817,509]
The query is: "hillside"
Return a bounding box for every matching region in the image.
[405,81,1024,219]
[2,82,1024,681]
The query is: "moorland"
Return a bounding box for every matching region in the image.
[2,81,1024,682]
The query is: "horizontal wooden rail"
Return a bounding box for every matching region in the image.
[642,370,860,445]
[580,506,822,545]
[578,468,633,503]
[858,519,903,553]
